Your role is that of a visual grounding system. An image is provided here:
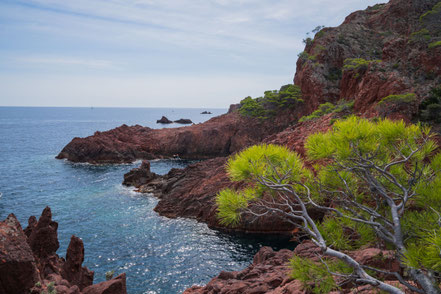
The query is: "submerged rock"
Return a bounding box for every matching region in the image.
[156,116,173,124]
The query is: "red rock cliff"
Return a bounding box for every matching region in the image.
[294,0,440,118]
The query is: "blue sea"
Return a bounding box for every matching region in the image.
[0,107,293,294]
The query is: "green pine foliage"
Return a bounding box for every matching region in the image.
[290,256,351,294]
[216,116,441,292]
[343,58,381,72]
[378,93,417,106]
[410,29,432,43]
[299,100,354,122]
[238,84,303,119]
[429,40,441,48]
[318,216,376,250]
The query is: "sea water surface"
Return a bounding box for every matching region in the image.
[0,107,293,294]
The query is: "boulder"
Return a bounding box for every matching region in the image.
[82,274,127,294]
[156,116,173,124]
[0,214,40,294]
[122,160,158,188]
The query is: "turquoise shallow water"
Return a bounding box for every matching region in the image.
[0,107,293,294]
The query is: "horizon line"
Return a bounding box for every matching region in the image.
[0,105,229,109]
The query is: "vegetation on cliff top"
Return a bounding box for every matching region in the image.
[217,116,441,294]
[238,84,303,119]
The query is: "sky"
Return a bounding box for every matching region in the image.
[0,0,385,108]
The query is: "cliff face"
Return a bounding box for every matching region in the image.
[295,0,441,119]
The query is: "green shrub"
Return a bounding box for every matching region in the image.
[343,58,381,72]
[105,270,115,281]
[429,40,441,48]
[419,2,441,23]
[290,256,351,294]
[419,86,441,122]
[298,51,317,62]
[238,84,303,119]
[378,93,416,106]
[368,3,384,11]
[315,30,325,39]
[42,282,57,294]
[299,100,354,122]
[414,2,441,45]
[325,67,342,81]
[303,37,313,47]
[239,96,266,119]
[410,29,432,43]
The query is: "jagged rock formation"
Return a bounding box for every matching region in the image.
[156,116,173,124]
[122,160,158,187]
[0,214,40,294]
[0,207,127,294]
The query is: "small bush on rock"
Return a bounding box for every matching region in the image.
[343,58,381,72]
[377,93,417,118]
[299,100,354,122]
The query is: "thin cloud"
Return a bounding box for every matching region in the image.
[17,56,120,69]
